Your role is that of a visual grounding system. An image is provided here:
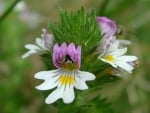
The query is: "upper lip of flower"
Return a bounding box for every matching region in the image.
[96,16,117,38]
[53,42,81,70]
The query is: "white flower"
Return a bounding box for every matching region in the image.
[99,40,138,74]
[34,43,95,104]
[22,28,53,58]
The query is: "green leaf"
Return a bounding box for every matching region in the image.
[49,7,102,59]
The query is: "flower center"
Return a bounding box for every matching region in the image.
[62,55,79,71]
[59,75,75,85]
[104,55,115,61]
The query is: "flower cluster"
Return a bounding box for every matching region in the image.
[22,15,138,104]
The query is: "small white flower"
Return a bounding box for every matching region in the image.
[22,28,53,58]
[99,40,138,73]
[34,43,95,104]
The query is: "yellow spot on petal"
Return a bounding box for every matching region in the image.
[104,55,115,62]
[59,75,75,86]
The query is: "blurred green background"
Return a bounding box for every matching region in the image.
[0,0,150,113]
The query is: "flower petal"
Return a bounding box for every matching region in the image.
[21,50,37,58]
[115,61,133,73]
[74,71,95,90]
[62,85,75,103]
[53,44,59,66]
[25,44,40,50]
[118,39,131,46]
[100,57,118,68]
[99,36,116,53]
[75,46,81,67]
[107,40,119,53]
[74,79,88,90]
[34,69,60,90]
[96,16,117,38]
[67,43,76,60]
[36,38,45,49]
[35,79,58,90]
[53,43,67,68]
[59,43,67,58]
[41,28,54,49]
[111,47,127,57]
[45,86,64,104]
[77,71,95,81]
[117,56,138,62]
[34,69,60,80]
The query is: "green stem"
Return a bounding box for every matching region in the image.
[97,0,110,15]
[0,0,22,22]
